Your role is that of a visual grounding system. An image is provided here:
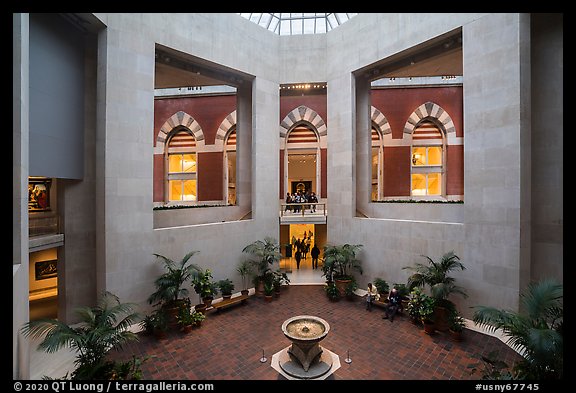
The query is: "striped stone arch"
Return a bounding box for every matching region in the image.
[403,102,457,143]
[154,111,205,154]
[371,106,391,135]
[214,110,237,148]
[280,105,327,141]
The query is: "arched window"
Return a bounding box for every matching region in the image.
[410,120,444,196]
[166,128,197,201]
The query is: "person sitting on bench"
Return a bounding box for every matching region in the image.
[382,287,401,322]
[365,282,379,311]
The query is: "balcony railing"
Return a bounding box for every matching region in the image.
[280,202,326,218]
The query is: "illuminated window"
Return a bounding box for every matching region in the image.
[411,121,443,197]
[167,130,197,202]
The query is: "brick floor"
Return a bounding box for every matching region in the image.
[110,285,522,381]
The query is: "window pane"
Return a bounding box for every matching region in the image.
[182,180,197,201]
[169,180,182,201]
[371,148,379,180]
[168,154,182,173]
[182,154,196,173]
[428,173,441,195]
[427,147,442,166]
[412,147,426,166]
[411,174,426,196]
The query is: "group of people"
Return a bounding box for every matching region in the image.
[365,283,403,322]
[291,232,321,269]
[285,190,319,213]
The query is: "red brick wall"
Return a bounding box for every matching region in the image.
[320,148,327,199]
[280,94,327,123]
[279,149,284,199]
[383,146,411,197]
[153,154,164,202]
[446,145,464,195]
[197,152,223,201]
[371,86,463,139]
[154,95,237,147]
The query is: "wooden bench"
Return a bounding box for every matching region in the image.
[208,294,249,313]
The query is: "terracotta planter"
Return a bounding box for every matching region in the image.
[264,295,273,302]
[422,320,436,335]
[241,289,249,296]
[180,324,193,334]
[202,297,214,307]
[334,278,352,297]
[194,303,207,314]
[434,306,450,332]
[222,293,232,300]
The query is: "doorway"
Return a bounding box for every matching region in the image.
[280,224,326,284]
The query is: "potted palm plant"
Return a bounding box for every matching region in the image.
[21,291,143,380]
[237,260,254,296]
[403,250,467,332]
[323,243,363,297]
[147,250,200,328]
[242,237,283,297]
[472,279,563,379]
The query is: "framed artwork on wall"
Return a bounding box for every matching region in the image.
[28,177,52,212]
[35,260,58,281]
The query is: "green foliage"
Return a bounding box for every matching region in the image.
[236,260,254,290]
[406,287,428,321]
[141,309,168,333]
[217,279,235,295]
[449,310,466,332]
[393,283,410,299]
[147,251,200,307]
[193,269,218,299]
[263,280,274,296]
[324,282,340,300]
[472,279,563,380]
[176,298,195,326]
[21,291,141,380]
[242,237,283,279]
[272,270,290,290]
[322,243,363,280]
[373,278,389,295]
[344,279,359,299]
[403,250,467,304]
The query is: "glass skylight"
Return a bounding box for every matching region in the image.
[238,13,357,35]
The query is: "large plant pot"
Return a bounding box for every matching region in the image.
[164,300,185,329]
[334,278,352,297]
[422,320,436,335]
[256,280,265,297]
[434,306,450,332]
[194,303,207,314]
[202,296,214,307]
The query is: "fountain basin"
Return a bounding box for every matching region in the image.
[281,315,331,374]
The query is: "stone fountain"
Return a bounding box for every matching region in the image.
[271,315,340,380]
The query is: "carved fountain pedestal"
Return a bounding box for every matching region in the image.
[272,315,340,380]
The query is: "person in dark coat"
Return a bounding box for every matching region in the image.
[311,244,320,269]
[295,249,302,270]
